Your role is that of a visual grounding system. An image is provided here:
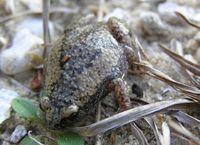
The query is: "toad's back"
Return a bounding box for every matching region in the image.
[44,22,128,110]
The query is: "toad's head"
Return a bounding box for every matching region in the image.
[40,96,79,129]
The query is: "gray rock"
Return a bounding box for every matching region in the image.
[10,125,27,143]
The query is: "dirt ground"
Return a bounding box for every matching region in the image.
[0,0,200,145]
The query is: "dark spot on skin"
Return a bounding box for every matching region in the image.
[85,62,93,68]
[132,83,143,98]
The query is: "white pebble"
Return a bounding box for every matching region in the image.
[140,12,169,35]
[104,8,132,24]
[2,141,10,145]
[17,17,54,37]
[10,125,27,143]
[0,29,43,75]
[0,88,18,124]
[158,1,179,16]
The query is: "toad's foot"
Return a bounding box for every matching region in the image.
[109,78,131,111]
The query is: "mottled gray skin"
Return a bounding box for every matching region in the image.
[40,15,134,129]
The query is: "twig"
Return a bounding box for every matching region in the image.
[130,62,200,101]
[159,44,200,76]
[97,0,104,22]
[69,98,195,136]
[167,118,200,145]
[0,7,78,24]
[144,117,161,145]
[169,111,200,127]
[42,0,51,58]
[130,123,149,145]
[0,10,41,24]
[38,134,57,143]
[157,122,170,145]
[175,11,200,29]
[134,36,149,62]
[95,1,105,144]
[139,0,165,3]
[28,131,44,145]
[95,102,102,145]
[184,70,200,89]
[0,72,35,96]
[42,0,51,86]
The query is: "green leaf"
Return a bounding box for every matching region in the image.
[11,98,38,120]
[56,132,84,145]
[19,136,38,145]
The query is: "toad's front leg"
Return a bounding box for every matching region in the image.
[108,78,131,111]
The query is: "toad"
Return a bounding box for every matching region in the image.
[40,15,138,129]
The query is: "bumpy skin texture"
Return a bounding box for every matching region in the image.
[40,16,133,129]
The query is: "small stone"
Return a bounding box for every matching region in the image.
[2,141,10,145]
[104,8,132,24]
[139,12,169,36]
[0,29,43,75]
[158,1,179,15]
[17,17,54,37]
[10,125,27,143]
[0,88,19,124]
[158,1,196,18]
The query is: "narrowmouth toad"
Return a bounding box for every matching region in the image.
[40,15,137,129]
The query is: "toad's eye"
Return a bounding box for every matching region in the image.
[40,96,51,111]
